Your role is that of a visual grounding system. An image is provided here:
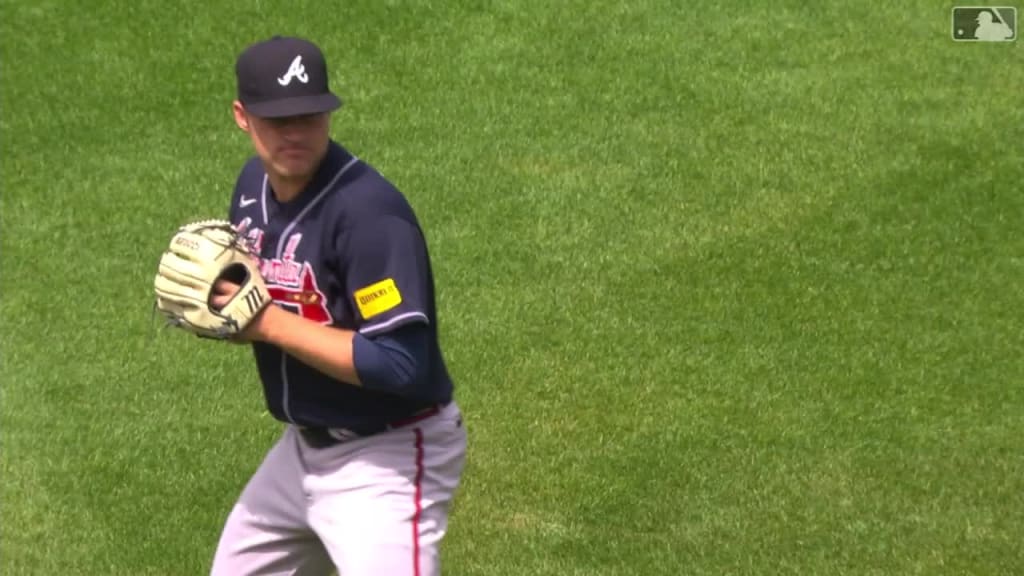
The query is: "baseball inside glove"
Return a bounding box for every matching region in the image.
[154,219,270,339]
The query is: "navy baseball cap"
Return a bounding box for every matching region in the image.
[235,36,342,118]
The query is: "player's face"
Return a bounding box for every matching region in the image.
[233,102,331,181]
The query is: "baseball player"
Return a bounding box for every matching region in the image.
[206,36,467,576]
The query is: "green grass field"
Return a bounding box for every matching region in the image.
[3,1,1023,574]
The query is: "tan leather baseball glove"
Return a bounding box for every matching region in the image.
[153,220,270,339]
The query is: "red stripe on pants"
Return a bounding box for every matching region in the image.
[412,428,425,576]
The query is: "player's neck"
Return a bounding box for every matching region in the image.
[267,174,312,204]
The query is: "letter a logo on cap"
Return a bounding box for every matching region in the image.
[278,55,309,86]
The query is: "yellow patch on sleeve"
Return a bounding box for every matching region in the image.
[354,278,403,319]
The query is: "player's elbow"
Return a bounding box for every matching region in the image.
[352,325,430,395]
[380,344,423,392]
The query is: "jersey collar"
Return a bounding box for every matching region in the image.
[267,140,354,209]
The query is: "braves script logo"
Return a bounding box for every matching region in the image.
[240,226,332,324]
[277,55,309,86]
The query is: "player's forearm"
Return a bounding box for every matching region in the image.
[253,304,363,386]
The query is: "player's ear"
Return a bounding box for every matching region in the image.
[232,101,250,132]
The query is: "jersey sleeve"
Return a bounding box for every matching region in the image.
[340,216,432,336]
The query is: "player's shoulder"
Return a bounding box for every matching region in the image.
[227,156,266,220]
[231,155,266,203]
[235,155,266,187]
[330,147,419,228]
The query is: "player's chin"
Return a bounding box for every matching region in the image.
[274,158,316,179]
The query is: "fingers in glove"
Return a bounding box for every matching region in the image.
[158,253,214,287]
[154,273,208,305]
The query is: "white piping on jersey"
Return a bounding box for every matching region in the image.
[359,311,430,336]
[259,175,269,226]
[280,357,294,424]
[276,155,360,258]
[272,154,359,424]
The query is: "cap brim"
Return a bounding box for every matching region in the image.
[244,93,342,118]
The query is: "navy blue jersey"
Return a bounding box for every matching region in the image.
[227,141,453,429]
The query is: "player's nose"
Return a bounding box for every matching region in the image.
[280,119,317,141]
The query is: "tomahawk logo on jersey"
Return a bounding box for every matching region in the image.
[235,224,333,324]
[227,141,453,430]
